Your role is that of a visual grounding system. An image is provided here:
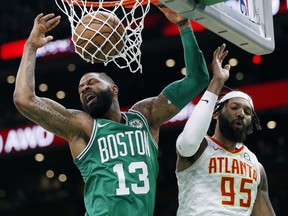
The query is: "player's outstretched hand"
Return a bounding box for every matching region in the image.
[157,4,188,25]
[27,13,61,49]
[212,43,230,83]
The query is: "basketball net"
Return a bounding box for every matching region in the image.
[55,0,152,73]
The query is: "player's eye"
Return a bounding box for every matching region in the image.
[244,109,252,116]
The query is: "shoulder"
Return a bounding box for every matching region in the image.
[242,144,260,163]
[258,162,268,187]
[130,97,155,115]
[68,109,93,121]
[131,94,179,124]
[67,109,94,136]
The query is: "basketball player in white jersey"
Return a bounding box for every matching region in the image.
[175,44,276,216]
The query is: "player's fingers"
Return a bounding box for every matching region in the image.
[37,13,55,30]
[156,3,167,13]
[47,16,61,30]
[213,46,220,58]
[219,50,229,62]
[45,35,54,43]
[157,3,173,15]
[35,13,44,22]
[224,64,231,71]
[157,3,167,8]
[38,15,60,31]
[41,13,56,22]
[219,43,226,54]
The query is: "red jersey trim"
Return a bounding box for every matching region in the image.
[208,136,244,154]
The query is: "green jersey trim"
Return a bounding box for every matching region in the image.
[76,119,97,161]
[128,109,158,150]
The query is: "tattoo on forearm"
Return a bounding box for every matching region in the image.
[25,52,36,92]
[32,100,69,135]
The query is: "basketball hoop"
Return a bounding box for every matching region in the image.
[55,0,160,73]
[62,0,159,8]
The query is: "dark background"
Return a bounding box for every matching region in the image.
[0,0,288,215]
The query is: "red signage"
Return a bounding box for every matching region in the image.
[0,124,66,155]
[1,80,288,155]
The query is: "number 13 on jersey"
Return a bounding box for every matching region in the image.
[113,161,150,195]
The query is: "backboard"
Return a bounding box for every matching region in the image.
[159,0,275,55]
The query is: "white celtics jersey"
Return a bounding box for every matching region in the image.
[176,136,261,216]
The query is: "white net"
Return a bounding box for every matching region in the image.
[55,0,152,73]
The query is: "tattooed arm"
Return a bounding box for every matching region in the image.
[131,95,179,144]
[13,13,92,159]
[132,8,209,142]
[131,8,210,143]
[252,163,276,216]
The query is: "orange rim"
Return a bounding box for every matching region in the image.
[64,0,160,8]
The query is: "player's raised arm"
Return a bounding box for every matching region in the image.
[176,44,230,158]
[13,13,90,143]
[159,6,209,110]
[132,7,210,141]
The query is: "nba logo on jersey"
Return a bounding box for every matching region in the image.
[240,0,249,16]
[243,152,251,162]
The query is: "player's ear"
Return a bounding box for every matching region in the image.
[212,111,219,120]
[111,84,119,95]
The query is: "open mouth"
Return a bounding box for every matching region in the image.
[233,120,244,129]
[85,94,96,106]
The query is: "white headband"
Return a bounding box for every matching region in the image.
[219,91,254,110]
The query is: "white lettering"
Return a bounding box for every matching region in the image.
[125,131,135,156]
[144,132,150,157]
[35,126,54,147]
[0,125,55,154]
[36,39,73,58]
[0,135,3,153]
[107,134,119,160]
[17,127,36,150]
[116,133,128,157]
[5,130,19,153]
[98,130,151,163]
[98,137,109,163]
[135,130,145,155]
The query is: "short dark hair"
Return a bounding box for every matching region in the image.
[95,72,115,85]
[82,72,115,85]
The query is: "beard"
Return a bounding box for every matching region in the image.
[218,111,252,143]
[82,88,113,119]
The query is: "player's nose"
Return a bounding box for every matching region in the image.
[81,84,91,94]
[236,108,245,118]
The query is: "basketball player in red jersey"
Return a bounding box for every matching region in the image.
[175,45,276,215]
